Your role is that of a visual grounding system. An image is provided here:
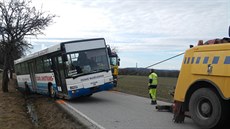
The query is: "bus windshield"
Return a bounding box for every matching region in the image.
[65,48,110,77]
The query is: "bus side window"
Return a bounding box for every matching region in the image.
[21,62,29,74]
[15,64,21,75]
[43,57,52,72]
[36,57,44,73]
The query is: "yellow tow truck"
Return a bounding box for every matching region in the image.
[107,46,120,87]
[173,27,230,129]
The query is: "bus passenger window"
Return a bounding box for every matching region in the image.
[36,58,44,73]
[15,64,21,75]
[43,57,52,72]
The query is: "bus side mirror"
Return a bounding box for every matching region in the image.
[107,46,112,56]
[62,54,68,62]
[229,25,230,37]
[118,58,120,66]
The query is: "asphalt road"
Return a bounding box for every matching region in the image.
[61,91,201,129]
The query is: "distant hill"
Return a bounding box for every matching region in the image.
[119,67,180,78]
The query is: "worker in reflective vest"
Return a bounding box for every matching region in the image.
[148,69,158,105]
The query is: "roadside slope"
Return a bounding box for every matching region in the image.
[34,96,88,129]
[0,80,34,129]
[0,79,88,129]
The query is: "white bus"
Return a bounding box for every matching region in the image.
[14,38,114,99]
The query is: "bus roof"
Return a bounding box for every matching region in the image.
[14,38,105,64]
[14,44,60,64]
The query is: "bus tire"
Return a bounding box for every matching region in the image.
[48,83,56,98]
[86,93,93,97]
[189,88,223,129]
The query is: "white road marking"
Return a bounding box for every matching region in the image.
[63,101,106,129]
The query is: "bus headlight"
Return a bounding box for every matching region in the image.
[70,86,78,90]
[72,90,76,94]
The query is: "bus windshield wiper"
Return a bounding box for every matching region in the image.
[93,69,109,73]
[71,72,90,79]
[71,69,110,79]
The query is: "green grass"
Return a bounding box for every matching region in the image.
[114,75,178,102]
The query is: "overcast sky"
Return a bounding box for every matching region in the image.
[29,0,230,70]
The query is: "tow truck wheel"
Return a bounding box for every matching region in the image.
[189,88,223,129]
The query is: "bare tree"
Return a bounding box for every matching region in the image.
[0,0,56,92]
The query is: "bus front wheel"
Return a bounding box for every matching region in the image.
[189,88,224,129]
[48,84,56,98]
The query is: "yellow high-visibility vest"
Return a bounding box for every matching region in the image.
[148,73,158,85]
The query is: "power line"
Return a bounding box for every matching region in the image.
[145,52,185,68]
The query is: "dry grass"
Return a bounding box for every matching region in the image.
[0,76,88,129]
[0,79,34,129]
[114,75,177,102]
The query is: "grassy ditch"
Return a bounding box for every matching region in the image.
[114,75,177,102]
[0,76,88,129]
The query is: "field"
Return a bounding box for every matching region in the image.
[114,75,178,102]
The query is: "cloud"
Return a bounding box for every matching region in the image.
[32,0,230,39]
[77,0,229,36]
[29,0,230,69]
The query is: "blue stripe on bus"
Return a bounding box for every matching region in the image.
[68,82,114,99]
[17,81,114,99]
[17,82,57,95]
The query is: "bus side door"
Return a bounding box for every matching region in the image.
[51,55,68,94]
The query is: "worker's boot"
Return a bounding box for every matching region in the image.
[151,100,157,105]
